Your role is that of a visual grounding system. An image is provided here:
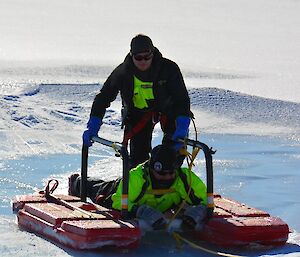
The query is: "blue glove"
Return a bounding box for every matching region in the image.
[136,205,166,230]
[182,205,207,230]
[172,116,190,151]
[82,116,102,147]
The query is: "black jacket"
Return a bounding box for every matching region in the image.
[90,48,191,122]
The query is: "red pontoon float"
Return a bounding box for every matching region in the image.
[12,137,289,250]
[12,192,141,250]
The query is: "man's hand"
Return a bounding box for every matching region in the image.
[172,116,190,151]
[136,205,166,230]
[182,205,207,229]
[82,116,102,147]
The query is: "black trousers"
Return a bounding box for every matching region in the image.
[73,176,121,208]
[125,112,176,169]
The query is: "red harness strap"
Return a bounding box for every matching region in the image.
[122,111,166,146]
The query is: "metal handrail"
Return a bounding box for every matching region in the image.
[81,137,130,218]
[177,138,215,217]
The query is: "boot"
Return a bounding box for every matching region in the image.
[68,173,80,196]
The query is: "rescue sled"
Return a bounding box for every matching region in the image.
[12,136,290,250]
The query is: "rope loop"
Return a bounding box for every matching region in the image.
[44,179,59,197]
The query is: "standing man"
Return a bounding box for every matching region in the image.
[83,34,191,167]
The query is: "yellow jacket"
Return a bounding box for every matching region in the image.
[111,163,207,213]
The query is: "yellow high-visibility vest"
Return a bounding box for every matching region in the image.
[132,76,154,109]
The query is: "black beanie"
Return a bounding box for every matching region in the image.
[149,145,179,172]
[130,34,154,55]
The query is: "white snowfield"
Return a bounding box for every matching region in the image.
[1,82,299,160]
[0,0,300,256]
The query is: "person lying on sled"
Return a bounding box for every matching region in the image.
[69,144,207,230]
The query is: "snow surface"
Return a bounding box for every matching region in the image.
[0,0,300,256]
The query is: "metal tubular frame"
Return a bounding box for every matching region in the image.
[81,136,215,218]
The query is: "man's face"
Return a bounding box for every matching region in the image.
[152,169,176,188]
[132,51,153,71]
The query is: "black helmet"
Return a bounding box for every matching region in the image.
[149,144,179,173]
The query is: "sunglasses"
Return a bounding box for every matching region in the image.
[154,169,175,176]
[133,52,153,61]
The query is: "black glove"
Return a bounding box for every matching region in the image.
[182,205,207,229]
[136,205,166,230]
